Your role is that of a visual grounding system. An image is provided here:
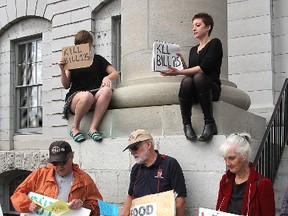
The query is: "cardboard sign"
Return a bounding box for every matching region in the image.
[62,43,92,70]
[199,207,241,216]
[130,202,157,216]
[20,192,91,216]
[98,200,118,216]
[152,40,183,72]
[130,190,175,216]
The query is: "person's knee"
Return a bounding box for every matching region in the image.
[179,77,194,98]
[98,87,113,99]
[193,73,206,83]
[79,92,94,104]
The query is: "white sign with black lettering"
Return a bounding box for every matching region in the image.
[130,202,157,216]
[152,40,183,72]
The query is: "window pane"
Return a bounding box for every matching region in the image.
[20,108,28,128]
[36,62,42,84]
[27,41,36,63]
[28,107,38,127]
[26,63,33,85]
[19,88,28,108]
[38,107,43,127]
[29,86,38,107]
[18,44,26,64]
[17,65,26,86]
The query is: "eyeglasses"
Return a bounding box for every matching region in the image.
[51,158,68,166]
[129,143,141,152]
[129,140,149,152]
[129,141,147,152]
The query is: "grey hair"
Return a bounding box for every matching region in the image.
[219,132,252,157]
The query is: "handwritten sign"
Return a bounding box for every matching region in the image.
[98,200,118,216]
[130,202,157,216]
[131,190,175,216]
[152,40,183,72]
[199,207,241,216]
[20,192,91,216]
[62,43,92,70]
[45,200,70,215]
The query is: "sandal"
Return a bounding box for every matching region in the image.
[87,131,103,141]
[70,130,85,143]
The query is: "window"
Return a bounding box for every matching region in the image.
[112,15,121,82]
[1,170,31,215]
[15,38,43,133]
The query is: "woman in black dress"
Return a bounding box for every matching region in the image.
[161,13,223,142]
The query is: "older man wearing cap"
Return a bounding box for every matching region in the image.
[120,129,187,216]
[10,140,103,216]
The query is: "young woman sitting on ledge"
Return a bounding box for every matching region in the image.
[58,30,120,143]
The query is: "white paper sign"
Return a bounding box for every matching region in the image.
[0,204,3,216]
[130,202,157,216]
[199,207,241,216]
[152,40,183,72]
[20,192,91,216]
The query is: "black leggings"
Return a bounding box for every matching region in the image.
[178,73,220,102]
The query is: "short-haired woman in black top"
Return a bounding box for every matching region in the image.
[161,12,223,142]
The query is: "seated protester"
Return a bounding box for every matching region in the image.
[119,129,187,216]
[11,141,103,216]
[59,30,120,142]
[216,133,275,216]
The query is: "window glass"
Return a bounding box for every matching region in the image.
[16,38,42,132]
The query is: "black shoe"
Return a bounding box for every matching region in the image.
[184,124,197,141]
[198,122,218,142]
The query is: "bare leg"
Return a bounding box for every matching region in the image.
[70,91,94,135]
[89,86,112,133]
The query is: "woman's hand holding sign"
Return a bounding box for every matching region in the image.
[160,66,181,76]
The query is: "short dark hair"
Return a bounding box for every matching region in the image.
[192,13,214,36]
[74,30,93,45]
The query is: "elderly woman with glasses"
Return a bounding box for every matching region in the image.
[216,133,275,216]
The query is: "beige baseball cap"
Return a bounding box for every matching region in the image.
[123,129,153,151]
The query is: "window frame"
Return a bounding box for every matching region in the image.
[14,35,43,134]
[112,15,121,82]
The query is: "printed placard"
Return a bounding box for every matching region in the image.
[152,40,183,72]
[62,43,92,70]
[199,207,241,216]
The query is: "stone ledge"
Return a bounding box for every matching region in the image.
[110,79,251,110]
[70,101,265,140]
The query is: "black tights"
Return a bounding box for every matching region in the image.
[178,73,220,102]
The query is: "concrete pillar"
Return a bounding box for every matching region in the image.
[121,0,228,82]
[111,0,250,110]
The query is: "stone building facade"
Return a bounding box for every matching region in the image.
[0,0,287,215]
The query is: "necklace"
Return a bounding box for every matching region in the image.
[197,39,211,53]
